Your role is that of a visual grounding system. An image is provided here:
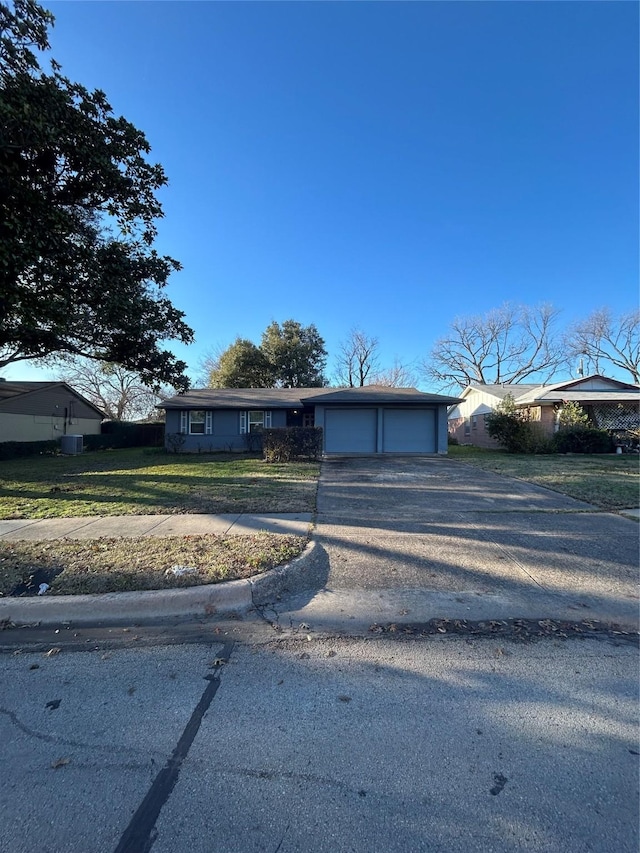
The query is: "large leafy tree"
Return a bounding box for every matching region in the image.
[260,320,327,387]
[422,303,566,390]
[206,320,327,388]
[566,308,639,384]
[0,0,193,389]
[207,338,276,388]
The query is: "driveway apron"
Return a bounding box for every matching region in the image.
[285,456,639,631]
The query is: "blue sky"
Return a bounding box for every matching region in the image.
[7,1,639,388]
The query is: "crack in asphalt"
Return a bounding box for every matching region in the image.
[0,705,166,757]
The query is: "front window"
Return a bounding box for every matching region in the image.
[249,411,265,432]
[189,411,206,434]
[240,410,272,433]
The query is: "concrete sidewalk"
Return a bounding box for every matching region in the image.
[1,456,637,634]
[0,512,313,540]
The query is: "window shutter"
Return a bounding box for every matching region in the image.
[239,411,247,434]
[265,411,272,428]
[180,411,187,434]
[205,411,213,435]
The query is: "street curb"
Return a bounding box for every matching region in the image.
[0,541,320,628]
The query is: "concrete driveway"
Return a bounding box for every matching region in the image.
[278,456,639,632]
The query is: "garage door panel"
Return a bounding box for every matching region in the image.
[325,409,377,453]
[383,409,435,453]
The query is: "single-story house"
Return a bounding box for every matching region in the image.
[0,380,105,443]
[159,386,462,455]
[448,375,640,448]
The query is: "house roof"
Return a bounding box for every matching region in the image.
[0,380,106,417]
[0,380,56,403]
[159,386,461,410]
[464,384,540,402]
[301,386,461,405]
[461,375,640,407]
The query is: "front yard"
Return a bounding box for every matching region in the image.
[0,448,320,519]
[0,449,317,595]
[449,445,639,510]
[0,532,307,596]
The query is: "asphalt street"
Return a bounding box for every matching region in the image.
[1,634,638,853]
[1,455,638,852]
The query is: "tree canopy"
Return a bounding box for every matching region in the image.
[0,0,193,390]
[566,308,639,384]
[206,320,327,388]
[55,355,169,421]
[334,328,380,387]
[260,320,327,387]
[207,338,276,388]
[422,303,566,389]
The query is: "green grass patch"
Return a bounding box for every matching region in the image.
[0,448,320,519]
[0,532,307,595]
[449,445,639,510]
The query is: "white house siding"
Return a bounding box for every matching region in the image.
[448,390,504,448]
[0,413,101,443]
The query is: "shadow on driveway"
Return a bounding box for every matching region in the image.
[282,457,639,630]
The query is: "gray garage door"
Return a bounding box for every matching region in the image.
[325,408,377,453]
[382,408,436,453]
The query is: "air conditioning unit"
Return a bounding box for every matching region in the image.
[60,434,83,455]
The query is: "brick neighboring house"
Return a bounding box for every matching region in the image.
[448,375,640,449]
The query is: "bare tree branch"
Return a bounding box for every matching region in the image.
[369,358,418,387]
[333,329,380,387]
[422,303,567,390]
[54,356,169,421]
[566,308,640,383]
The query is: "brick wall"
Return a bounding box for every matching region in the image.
[448,414,501,448]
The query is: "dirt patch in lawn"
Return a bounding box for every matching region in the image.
[0,533,307,596]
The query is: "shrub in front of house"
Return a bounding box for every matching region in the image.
[552,427,615,454]
[0,439,59,460]
[262,427,323,462]
[485,395,554,454]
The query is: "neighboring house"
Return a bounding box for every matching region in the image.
[448,375,640,448]
[159,386,462,455]
[0,381,105,443]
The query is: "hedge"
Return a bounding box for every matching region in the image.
[262,427,323,462]
[0,422,164,460]
[0,439,59,460]
[552,427,615,454]
[100,421,164,446]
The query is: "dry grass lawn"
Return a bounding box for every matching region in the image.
[0,532,307,596]
[449,445,639,510]
[0,448,319,519]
